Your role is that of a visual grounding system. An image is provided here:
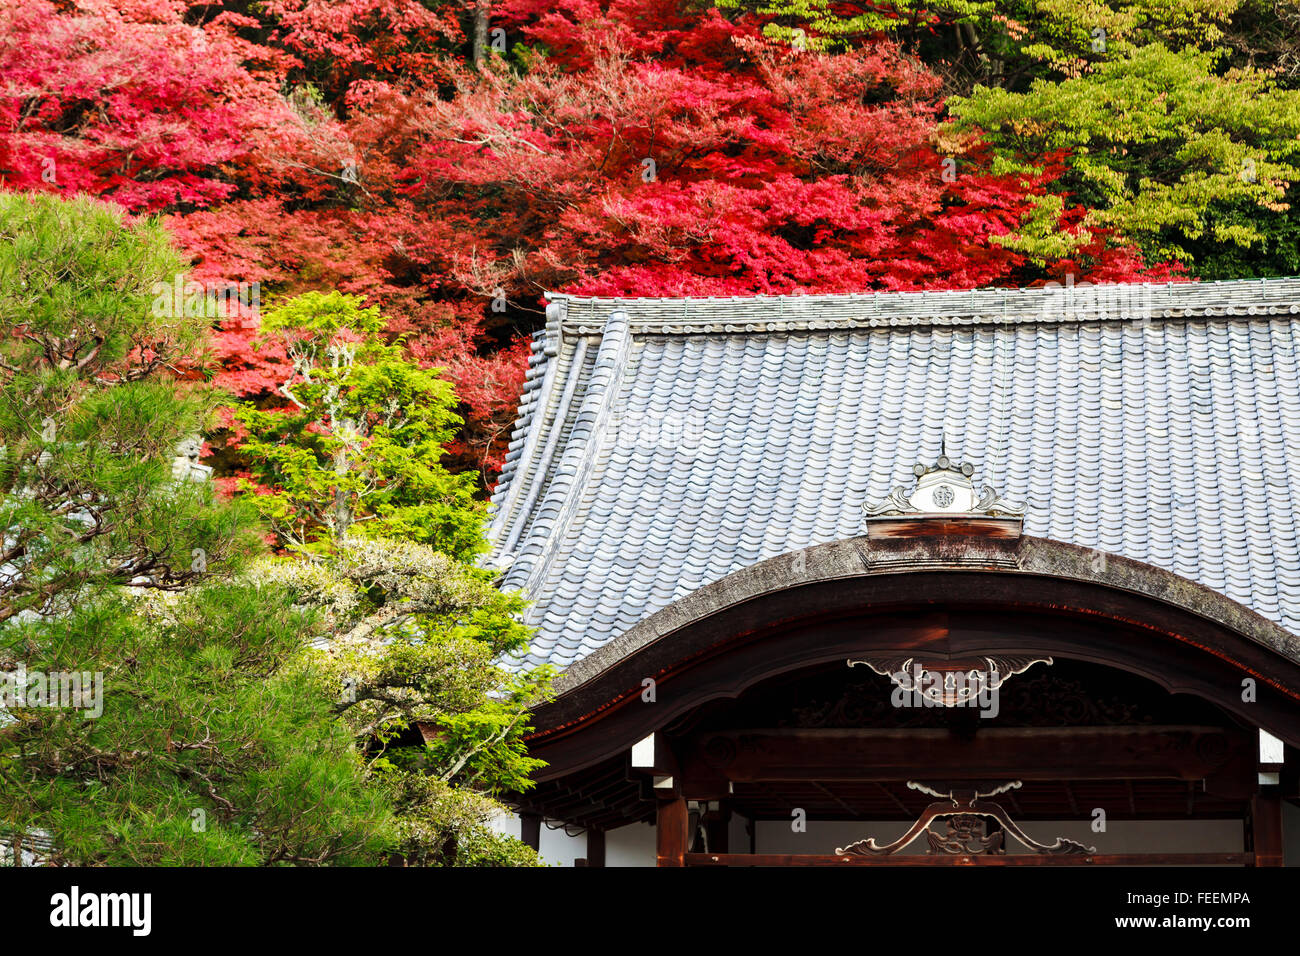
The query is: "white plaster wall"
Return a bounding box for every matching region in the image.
[606,822,656,866]
[538,823,585,866]
[1007,820,1243,855]
[489,811,582,865]
[490,811,656,866]
[1285,801,1300,863]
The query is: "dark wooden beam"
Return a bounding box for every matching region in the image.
[656,797,688,867]
[703,804,730,854]
[631,732,690,801]
[812,781,858,817]
[1248,794,1284,867]
[586,828,606,868]
[875,781,910,814]
[684,726,1249,784]
[520,812,542,852]
[1064,781,1080,817]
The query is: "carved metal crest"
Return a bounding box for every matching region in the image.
[836,782,1095,857]
[848,656,1052,707]
[863,448,1024,519]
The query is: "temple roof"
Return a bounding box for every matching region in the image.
[486,277,1300,673]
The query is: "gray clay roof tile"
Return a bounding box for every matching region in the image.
[485,279,1300,672]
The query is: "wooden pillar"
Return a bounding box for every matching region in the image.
[586,827,606,868]
[656,797,688,867]
[704,806,730,854]
[1249,795,1284,867]
[521,812,542,853]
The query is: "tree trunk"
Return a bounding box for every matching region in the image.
[472,0,490,66]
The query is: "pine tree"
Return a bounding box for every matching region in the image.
[235,290,552,866]
[0,193,393,865]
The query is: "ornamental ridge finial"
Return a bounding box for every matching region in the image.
[863,448,1024,520]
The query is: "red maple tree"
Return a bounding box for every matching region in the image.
[1,0,1180,478]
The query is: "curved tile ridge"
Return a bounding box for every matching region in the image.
[501,310,634,595]
[488,330,547,513]
[493,337,590,564]
[488,300,568,544]
[548,277,1300,335]
[542,296,564,357]
[485,306,573,566]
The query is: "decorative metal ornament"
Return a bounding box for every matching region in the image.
[836,782,1095,857]
[863,447,1024,519]
[864,487,914,516]
[848,656,1053,707]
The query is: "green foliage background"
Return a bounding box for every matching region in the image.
[0,195,548,867]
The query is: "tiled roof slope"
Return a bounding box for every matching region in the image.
[486,278,1300,672]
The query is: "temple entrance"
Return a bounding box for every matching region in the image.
[656,659,1276,866]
